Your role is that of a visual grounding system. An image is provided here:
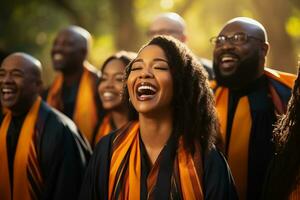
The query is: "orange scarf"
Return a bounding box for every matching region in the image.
[93,115,112,147]
[214,68,295,200]
[108,122,204,200]
[0,97,43,200]
[47,67,98,144]
[289,183,300,200]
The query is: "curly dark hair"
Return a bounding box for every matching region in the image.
[100,50,137,74]
[263,67,300,199]
[123,35,220,152]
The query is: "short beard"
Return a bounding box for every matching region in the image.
[213,50,261,90]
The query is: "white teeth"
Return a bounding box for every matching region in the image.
[137,85,157,93]
[221,56,237,62]
[53,54,63,61]
[2,88,13,93]
[103,92,114,98]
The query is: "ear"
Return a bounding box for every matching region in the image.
[261,42,269,57]
[36,79,44,95]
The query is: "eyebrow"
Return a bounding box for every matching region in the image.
[133,57,168,63]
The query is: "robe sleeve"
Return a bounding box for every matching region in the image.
[79,133,113,200]
[39,111,92,200]
[203,147,238,200]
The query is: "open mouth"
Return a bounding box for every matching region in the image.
[102,91,119,101]
[1,87,17,100]
[219,53,239,72]
[52,53,64,61]
[136,82,157,100]
[220,54,238,64]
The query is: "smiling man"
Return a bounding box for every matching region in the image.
[147,12,215,80]
[0,52,91,200]
[211,17,296,200]
[44,26,103,145]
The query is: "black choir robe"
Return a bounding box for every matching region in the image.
[6,101,92,200]
[79,130,238,200]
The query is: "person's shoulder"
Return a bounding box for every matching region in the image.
[203,146,238,200]
[264,67,296,89]
[94,130,116,151]
[40,101,91,151]
[46,103,77,130]
[41,101,83,141]
[204,145,227,167]
[91,130,117,163]
[84,62,100,79]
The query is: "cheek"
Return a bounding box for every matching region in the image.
[161,76,174,101]
[126,75,135,98]
[115,82,124,94]
[98,83,103,94]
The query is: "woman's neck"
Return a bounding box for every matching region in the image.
[110,109,129,129]
[139,109,173,165]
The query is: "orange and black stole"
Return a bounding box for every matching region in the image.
[108,122,204,199]
[0,97,43,200]
[46,66,98,144]
[93,115,112,148]
[289,183,300,200]
[213,68,295,200]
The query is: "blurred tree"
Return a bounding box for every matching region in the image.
[0,0,299,87]
[252,0,297,73]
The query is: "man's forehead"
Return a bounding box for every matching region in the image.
[220,22,260,36]
[219,19,267,41]
[1,55,36,72]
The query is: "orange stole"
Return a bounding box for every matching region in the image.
[215,88,251,200]
[108,122,204,200]
[289,183,300,200]
[0,97,43,200]
[214,68,295,200]
[93,115,112,147]
[47,67,98,144]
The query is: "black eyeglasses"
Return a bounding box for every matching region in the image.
[210,32,264,46]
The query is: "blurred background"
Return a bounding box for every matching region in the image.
[1,0,300,86]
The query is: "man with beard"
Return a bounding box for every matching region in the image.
[0,52,91,200]
[44,26,103,146]
[147,12,214,80]
[211,17,295,200]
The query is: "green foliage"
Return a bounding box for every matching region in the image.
[1,0,300,85]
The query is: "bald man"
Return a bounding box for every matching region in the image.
[0,52,91,200]
[147,12,214,80]
[211,17,296,200]
[44,26,103,146]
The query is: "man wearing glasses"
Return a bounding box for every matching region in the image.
[147,12,214,80]
[211,17,295,200]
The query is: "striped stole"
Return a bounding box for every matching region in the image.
[289,183,300,200]
[213,68,295,200]
[47,67,98,144]
[108,122,204,200]
[93,115,112,147]
[0,97,43,200]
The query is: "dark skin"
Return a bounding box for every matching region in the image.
[51,26,90,86]
[213,18,269,90]
[0,53,42,116]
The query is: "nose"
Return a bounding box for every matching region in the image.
[105,77,115,88]
[139,68,154,79]
[219,40,235,51]
[52,44,62,52]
